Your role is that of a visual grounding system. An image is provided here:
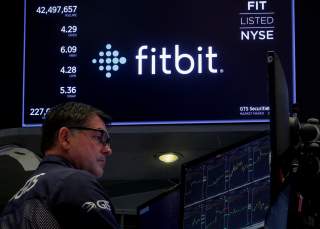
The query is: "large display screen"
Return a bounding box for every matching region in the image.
[22,0,295,126]
[181,133,271,228]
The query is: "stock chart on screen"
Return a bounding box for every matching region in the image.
[182,133,270,229]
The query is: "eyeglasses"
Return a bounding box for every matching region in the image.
[67,126,111,146]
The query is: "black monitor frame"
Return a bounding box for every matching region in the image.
[267,51,291,159]
[267,51,292,204]
[137,185,181,229]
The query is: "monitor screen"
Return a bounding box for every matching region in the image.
[22,0,295,126]
[137,186,180,229]
[181,133,271,229]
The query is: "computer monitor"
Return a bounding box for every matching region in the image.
[268,51,291,159]
[180,132,271,229]
[265,51,291,228]
[137,185,180,229]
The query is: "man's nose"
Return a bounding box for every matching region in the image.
[101,144,112,156]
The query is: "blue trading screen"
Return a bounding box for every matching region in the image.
[182,135,270,229]
[22,0,295,126]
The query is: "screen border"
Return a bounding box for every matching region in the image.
[137,184,181,229]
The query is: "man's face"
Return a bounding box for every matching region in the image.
[67,114,112,177]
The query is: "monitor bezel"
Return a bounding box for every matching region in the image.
[137,184,181,229]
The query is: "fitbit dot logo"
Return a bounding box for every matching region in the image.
[92,43,127,78]
[92,43,223,78]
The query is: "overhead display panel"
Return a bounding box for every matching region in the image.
[22,0,295,126]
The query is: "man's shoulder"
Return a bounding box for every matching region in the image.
[37,156,95,183]
[59,169,97,185]
[31,167,103,204]
[39,166,97,190]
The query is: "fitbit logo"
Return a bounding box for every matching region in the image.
[92,43,223,78]
[136,45,223,75]
[92,43,127,78]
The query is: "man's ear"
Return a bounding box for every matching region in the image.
[57,127,72,150]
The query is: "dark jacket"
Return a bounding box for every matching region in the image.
[0,155,119,229]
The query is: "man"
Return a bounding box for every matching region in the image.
[0,102,119,228]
